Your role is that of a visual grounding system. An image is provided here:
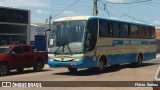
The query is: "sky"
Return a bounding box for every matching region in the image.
[0,0,160,27]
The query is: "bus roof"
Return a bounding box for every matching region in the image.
[54,16,94,22]
[54,16,154,27]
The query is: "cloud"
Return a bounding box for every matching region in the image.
[152,20,160,27]
[153,20,160,25]
[105,0,146,3]
[60,11,84,17]
[105,0,125,3]
[0,0,51,8]
[36,10,50,14]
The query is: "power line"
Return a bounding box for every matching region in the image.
[53,0,80,18]
[99,0,159,27]
[105,4,111,18]
[101,1,149,24]
[104,0,152,4]
[98,0,111,18]
[119,14,148,24]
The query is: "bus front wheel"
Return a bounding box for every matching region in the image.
[68,67,77,73]
[97,60,105,72]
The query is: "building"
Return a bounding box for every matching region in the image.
[30,23,49,42]
[30,23,49,51]
[0,6,30,45]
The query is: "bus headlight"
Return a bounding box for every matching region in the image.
[73,58,82,61]
[49,58,54,61]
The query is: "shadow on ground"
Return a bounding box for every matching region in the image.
[54,62,160,76]
[0,69,51,77]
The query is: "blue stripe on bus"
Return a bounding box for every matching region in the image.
[48,52,156,69]
[48,56,98,68]
[107,53,137,65]
[112,40,156,46]
[150,41,157,45]
[71,56,98,68]
[107,52,156,65]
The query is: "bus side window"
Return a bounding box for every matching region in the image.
[148,27,152,38]
[99,19,108,37]
[148,27,155,38]
[151,27,156,38]
[145,27,150,38]
[139,26,145,38]
[86,19,98,51]
[130,25,138,38]
[112,22,120,37]
[108,21,113,36]
[120,23,129,37]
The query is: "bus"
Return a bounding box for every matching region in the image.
[48,16,156,73]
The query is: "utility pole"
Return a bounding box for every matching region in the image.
[49,15,52,29]
[45,18,48,27]
[93,0,98,16]
[45,15,52,51]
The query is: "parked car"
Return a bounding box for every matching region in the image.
[0,44,48,76]
[153,67,160,90]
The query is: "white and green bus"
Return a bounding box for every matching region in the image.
[48,16,156,73]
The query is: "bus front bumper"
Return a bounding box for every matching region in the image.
[48,59,83,68]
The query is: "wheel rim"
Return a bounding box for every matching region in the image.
[138,56,142,65]
[0,65,8,75]
[98,61,104,70]
[36,62,43,71]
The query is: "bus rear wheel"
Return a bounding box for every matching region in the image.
[68,67,77,73]
[136,55,143,66]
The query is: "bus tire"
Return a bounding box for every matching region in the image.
[136,55,143,66]
[68,67,77,73]
[97,59,105,72]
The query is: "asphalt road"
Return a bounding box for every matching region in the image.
[0,55,160,90]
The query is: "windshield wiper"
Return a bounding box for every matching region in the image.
[63,43,72,55]
[54,37,72,55]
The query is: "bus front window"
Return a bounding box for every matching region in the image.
[49,20,86,54]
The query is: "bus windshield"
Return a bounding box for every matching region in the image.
[48,20,86,54]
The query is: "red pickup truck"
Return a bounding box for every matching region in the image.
[0,44,48,76]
